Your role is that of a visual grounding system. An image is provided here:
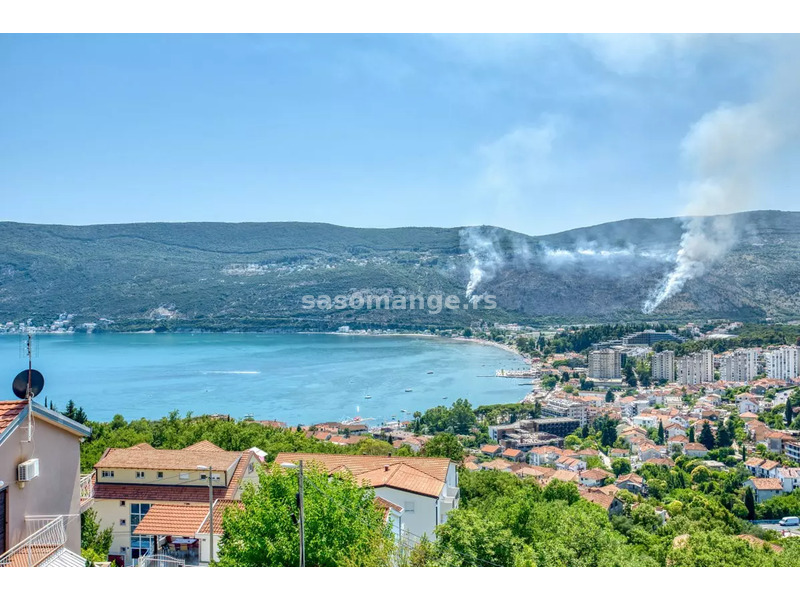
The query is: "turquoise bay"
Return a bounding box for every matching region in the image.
[0,333,529,424]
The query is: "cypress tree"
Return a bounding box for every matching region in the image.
[786,397,794,426]
[745,486,756,521]
[688,426,695,443]
[657,421,665,445]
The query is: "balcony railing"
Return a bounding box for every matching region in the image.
[80,473,94,512]
[0,517,66,568]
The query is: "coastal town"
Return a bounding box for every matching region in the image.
[2,320,800,567]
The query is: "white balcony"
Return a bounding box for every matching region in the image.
[79,473,95,512]
[0,516,83,568]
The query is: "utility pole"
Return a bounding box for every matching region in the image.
[198,464,215,563]
[298,459,305,567]
[281,460,306,567]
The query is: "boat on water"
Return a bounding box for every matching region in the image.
[364,395,372,399]
[427,371,434,374]
[405,388,413,392]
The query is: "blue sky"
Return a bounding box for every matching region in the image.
[1,34,798,235]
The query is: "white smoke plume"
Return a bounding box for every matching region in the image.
[643,53,799,314]
[460,227,506,298]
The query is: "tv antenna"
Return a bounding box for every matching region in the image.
[13,333,45,443]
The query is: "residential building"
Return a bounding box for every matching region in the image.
[579,489,624,516]
[765,346,800,381]
[777,468,800,493]
[0,400,91,567]
[651,351,676,383]
[579,468,612,487]
[719,349,759,382]
[91,441,261,566]
[616,473,645,494]
[480,444,502,457]
[785,441,800,463]
[745,478,784,503]
[622,330,684,346]
[501,448,526,463]
[541,397,588,426]
[588,349,621,380]
[677,350,714,385]
[684,443,710,458]
[528,418,581,438]
[274,453,459,541]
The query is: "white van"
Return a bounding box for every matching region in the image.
[778,516,799,527]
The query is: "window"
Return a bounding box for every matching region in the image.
[179,472,189,480]
[130,503,153,558]
[404,501,415,513]
[212,474,221,481]
[135,471,145,479]
[119,519,126,526]
[119,500,126,507]
[248,463,255,473]
[102,470,114,478]
[157,472,163,479]
[200,473,207,480]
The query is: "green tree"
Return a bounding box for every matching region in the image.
[81,508,113,566]
[699,423,715,450]
[745,486,756,521]
[423,433,464,463]
[605,390,614,403]
[716,422,732,447]
[217,463,394,566]
[611,458,631,476]
[786,397,794,426]
[657,421,665,445]
[688,426,695,443]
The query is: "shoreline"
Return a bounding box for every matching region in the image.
[302,330,529,361]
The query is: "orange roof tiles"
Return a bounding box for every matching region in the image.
[94,446,241,471]
[133,504,210,536]
[274,452,450,498]
[749,478,783,490]
[0,400,27,437]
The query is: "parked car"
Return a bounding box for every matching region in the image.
[778,516,799,527]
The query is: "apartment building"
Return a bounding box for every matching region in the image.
[588,349,621,380]
[0,400,91,567]
[274,452,459,541]
[540,397,588,426]
[651,350,676,383]
[719,349,759,382]
[91,440,260,566]
[765,346,800,381]
[677,350,714,385]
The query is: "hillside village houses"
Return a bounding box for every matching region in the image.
[0,400,91,567]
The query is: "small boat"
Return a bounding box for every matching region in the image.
[364,395,372,399]
[442,396,448,399]
[405,388,413,392]
[427,371,434,374]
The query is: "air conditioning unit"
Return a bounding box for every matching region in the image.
[17,458,40,482]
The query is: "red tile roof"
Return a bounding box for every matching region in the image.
[0,400,27,437]
[133,504,210,536]
[274,453,450,498]
[749,478,783,491]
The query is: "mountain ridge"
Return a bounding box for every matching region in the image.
[2,210,799,330]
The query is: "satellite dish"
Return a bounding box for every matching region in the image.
[12,369,45,399]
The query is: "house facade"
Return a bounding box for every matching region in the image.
[0,400,91,567]
[91,441,259,566]
[274,453,459,541]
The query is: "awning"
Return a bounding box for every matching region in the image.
[132,504,210,537]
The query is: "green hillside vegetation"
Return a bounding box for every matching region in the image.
[4,210,800,329]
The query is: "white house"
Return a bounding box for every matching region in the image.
[777,468,800,493]
[274,453,459,541]
[745,478,784,503]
